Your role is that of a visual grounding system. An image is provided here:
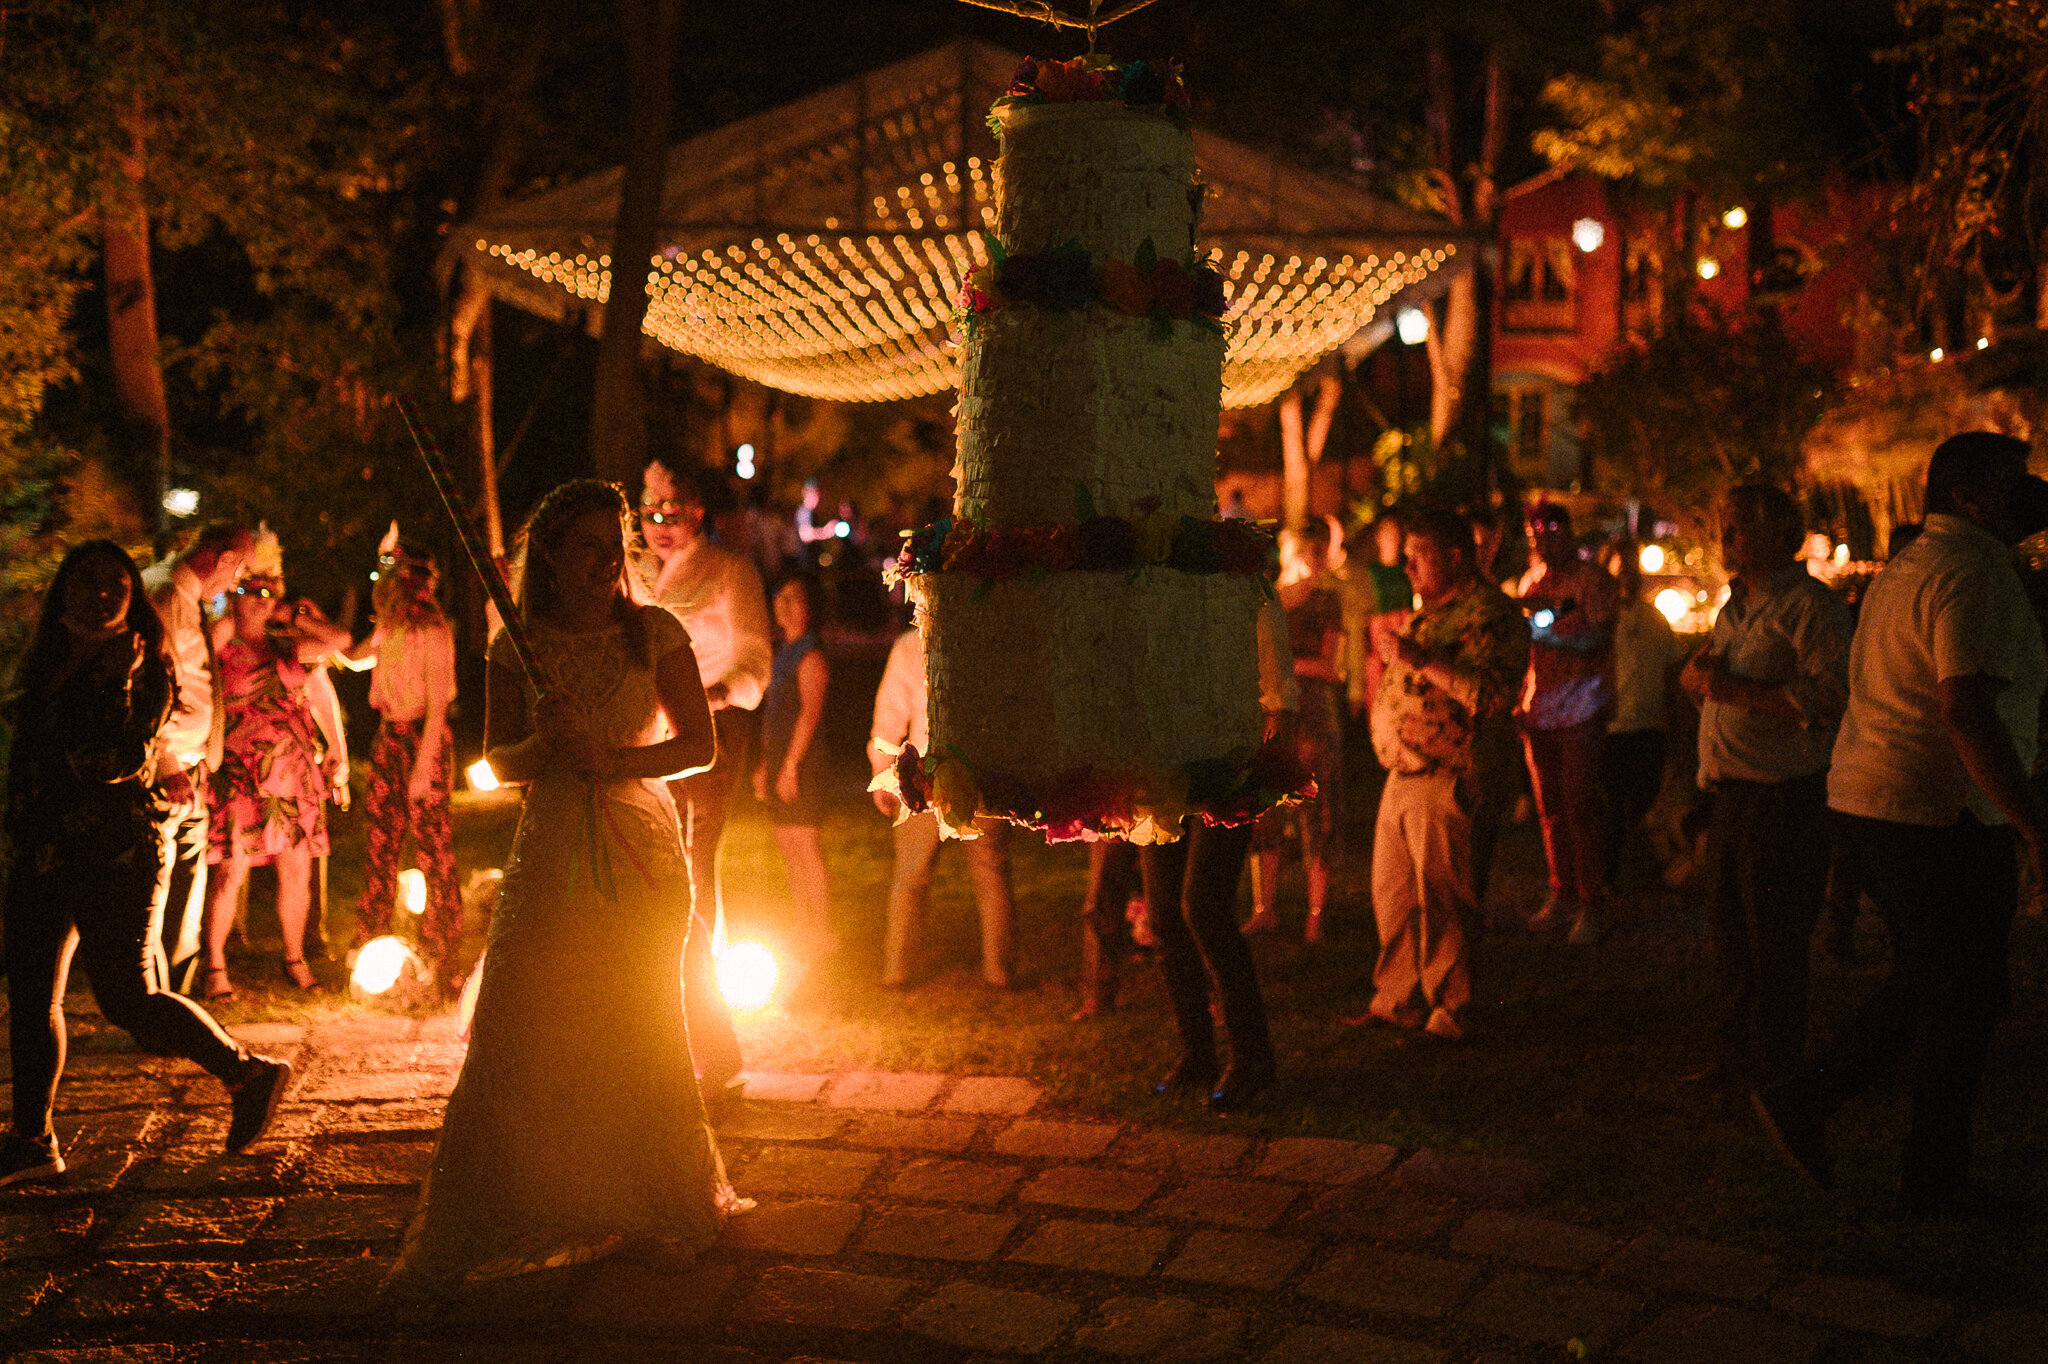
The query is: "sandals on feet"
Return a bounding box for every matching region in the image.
[282,959,321,992]
[201,967,236,1003]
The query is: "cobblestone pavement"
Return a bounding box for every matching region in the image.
[4,1017,2045,1364]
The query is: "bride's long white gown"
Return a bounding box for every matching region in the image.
[389,605,746,1292]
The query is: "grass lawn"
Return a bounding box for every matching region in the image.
[202,734,2048,1313]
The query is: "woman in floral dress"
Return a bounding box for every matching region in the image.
[201,547,350,998]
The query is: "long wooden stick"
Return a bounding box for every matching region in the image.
[395,397,549,692]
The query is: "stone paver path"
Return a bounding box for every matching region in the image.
[3,1019,2043,1363]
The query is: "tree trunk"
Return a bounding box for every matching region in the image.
[1279,368,1342,530]
[590,0,678,485]
[1421,41,1502,465]
[448,38,542,555]
[101,107,171,530]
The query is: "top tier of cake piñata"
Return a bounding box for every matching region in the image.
[888,56,1290,844]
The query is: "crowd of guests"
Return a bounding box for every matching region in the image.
[4,432,2043,1216]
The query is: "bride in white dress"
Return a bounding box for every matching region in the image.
[389,479,748,1294]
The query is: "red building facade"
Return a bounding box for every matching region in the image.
[1493,171,1878,490]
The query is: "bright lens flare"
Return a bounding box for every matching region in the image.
[716,941,779,1010]
[467,758,500,792]
[1638,544,1666,574]
[400,868,427,916]
[352,936,413,994]
[1654,588,1691,625]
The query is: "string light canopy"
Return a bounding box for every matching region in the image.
[464,40,1464,409]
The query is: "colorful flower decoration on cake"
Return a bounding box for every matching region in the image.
[989,56,1192,132]
[959,234,1226,336]
[870,739,1314,843]
[886,506,1278,587]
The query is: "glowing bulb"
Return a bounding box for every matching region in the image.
[1396,308,1429,345]
[467,758,500,792]
[736,443,754,460]
[716,941,779,1010]
[1571,218,1606,254]
[1697,257,1721,281]
[1653,588,1690,624]
[1531,609,1556,631]
[1722,206,1748,230]
[1977,336,1991,350]
[833,520,850,538]
[162,487,200,517]
[1638,544,1666,574]
[400,868,427,916]
[1833,542,1850,566]
[1930,347,1945,361]
[351,936,413,995]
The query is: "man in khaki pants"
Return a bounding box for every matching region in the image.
[869,626,1016,989]
[1350,506,1528,1040]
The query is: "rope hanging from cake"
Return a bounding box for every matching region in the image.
[956,0,1166,52]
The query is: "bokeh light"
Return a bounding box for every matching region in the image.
[716,942,780,1011]
[352,936,414,995]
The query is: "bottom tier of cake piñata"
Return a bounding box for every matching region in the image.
[888,566,1304,842]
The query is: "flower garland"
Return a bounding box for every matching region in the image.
[886,500,1277,586]
[989,55,1192,132]
[871,738,1314,844]
[958,234,1226,335]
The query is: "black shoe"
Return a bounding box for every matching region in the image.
[1750,1083,1832,1190]
[0,1132,64,1189]
[1154,1056,1220,1097]
[225,1058,292,1154]
[1207,1060,1277,1114]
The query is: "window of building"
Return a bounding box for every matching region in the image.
[1623,242,1662,329]
[1495,381,1550,478]
[1504,238,1576,331]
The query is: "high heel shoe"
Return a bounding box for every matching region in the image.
[201,967,236,1003]
[282,959,321,992]
[1242,909,1279,935]
[1304,910,1325,945]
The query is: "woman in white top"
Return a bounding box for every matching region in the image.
[387,480,746,1297]
[346,533,462,988]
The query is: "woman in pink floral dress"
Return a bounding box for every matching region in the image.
[201,556,350,998]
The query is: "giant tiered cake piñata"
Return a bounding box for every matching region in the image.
[885,55,1300,843]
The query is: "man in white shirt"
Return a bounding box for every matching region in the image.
[640,460,772,1093]
[868,626,1016,988]
[1755,433,2048,1216]
[142,523,253,993]
[1679,485,1852,1092]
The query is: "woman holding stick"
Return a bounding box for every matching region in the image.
[388,480,747,1296]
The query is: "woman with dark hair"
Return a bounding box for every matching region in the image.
[389,480,744,1296]
[199,529,351,999]
[753,569,831,962]
[756,571,835,962]
[2,541,290,1189]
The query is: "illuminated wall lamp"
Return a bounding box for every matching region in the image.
[1571,218,1606,254]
